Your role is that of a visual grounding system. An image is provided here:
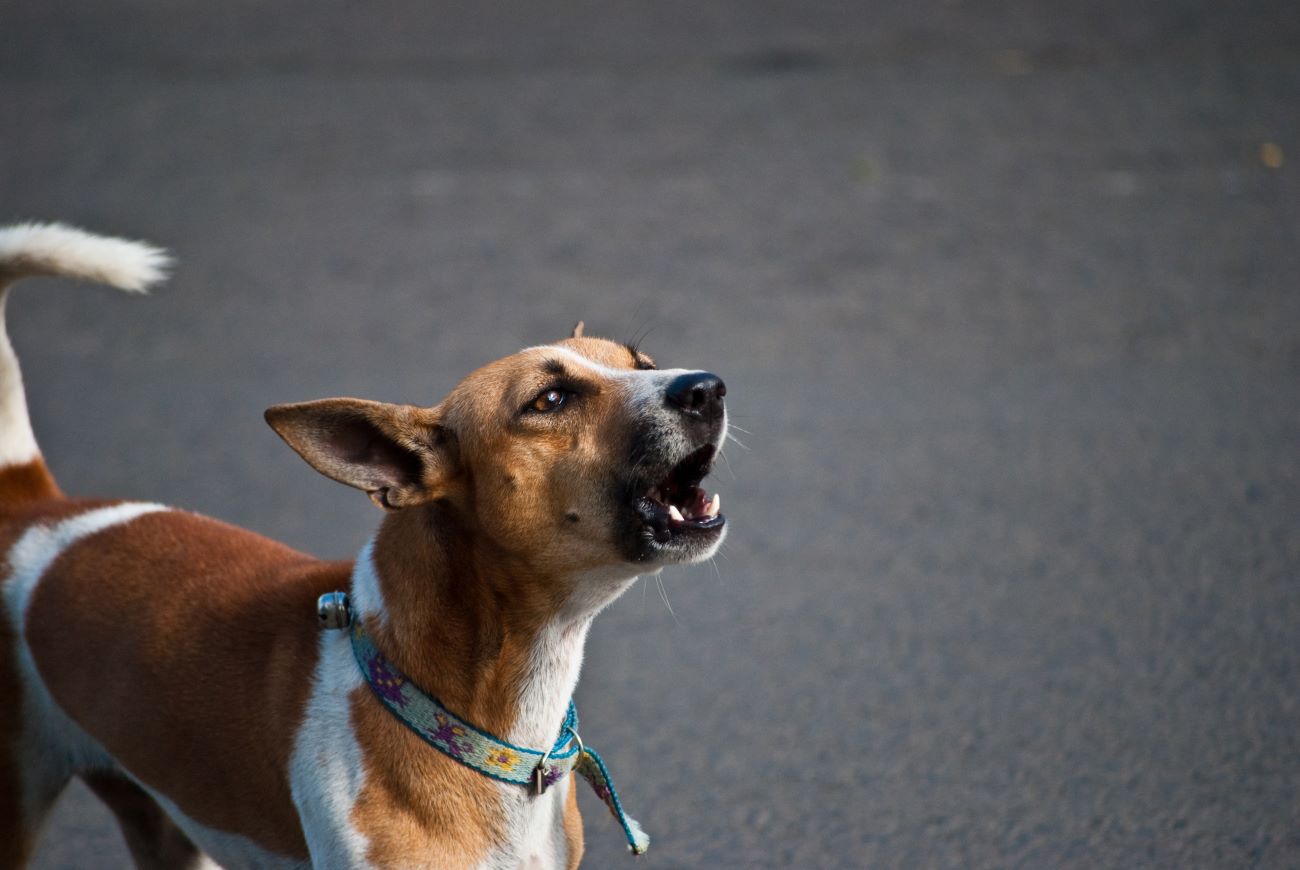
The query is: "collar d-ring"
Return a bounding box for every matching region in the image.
[533,726,583,796]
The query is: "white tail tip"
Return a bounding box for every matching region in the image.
[0,221,171,293]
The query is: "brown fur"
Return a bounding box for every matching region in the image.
[562,777,584,867]
[22,507,340,861]
[0,461,59,504]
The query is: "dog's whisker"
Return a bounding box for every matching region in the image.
[655,574,681,625]
[620,303,656,351]
[718,447,737,480]
[724,432,749,451]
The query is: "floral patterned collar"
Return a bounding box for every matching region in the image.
[349,619,650,855]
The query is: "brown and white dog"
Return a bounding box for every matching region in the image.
[0,224,727,869]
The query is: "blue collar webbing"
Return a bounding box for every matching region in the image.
[350,621,649,855]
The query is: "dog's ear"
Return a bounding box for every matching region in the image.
[264,399,456,511]
[570,320,585,339]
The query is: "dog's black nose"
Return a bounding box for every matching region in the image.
[665,372,726,420]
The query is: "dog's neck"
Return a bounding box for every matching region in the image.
[351,505,636,749]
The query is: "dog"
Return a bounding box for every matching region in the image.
[0,223,727,869]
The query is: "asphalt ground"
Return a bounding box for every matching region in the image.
[4,1,1299,867]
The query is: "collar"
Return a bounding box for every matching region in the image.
[344,607,649,855]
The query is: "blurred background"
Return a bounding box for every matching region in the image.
[4,1,1298,867]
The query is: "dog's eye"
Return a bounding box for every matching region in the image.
[527,388,571,414]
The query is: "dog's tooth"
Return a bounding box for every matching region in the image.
[668,505,685,522]
[706,493,721,518]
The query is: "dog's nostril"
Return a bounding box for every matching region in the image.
[666,372,726,416]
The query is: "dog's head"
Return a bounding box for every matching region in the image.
[266,326,727,577]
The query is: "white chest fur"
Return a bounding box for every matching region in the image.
[476,774,573,870]
[476,616,591,869]
[287,621,373,867]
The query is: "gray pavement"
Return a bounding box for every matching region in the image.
[4,1,1299,867]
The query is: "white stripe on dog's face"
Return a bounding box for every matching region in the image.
[522,343,696,397]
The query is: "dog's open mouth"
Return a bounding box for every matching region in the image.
[635,445,724,544]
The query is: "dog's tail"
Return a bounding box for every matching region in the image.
[0,222,169,502]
